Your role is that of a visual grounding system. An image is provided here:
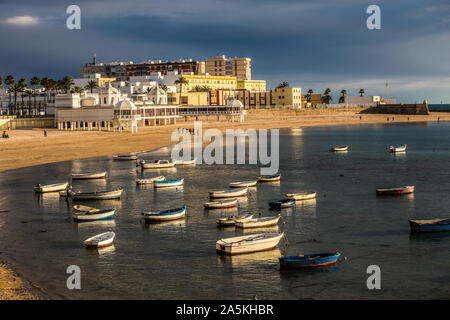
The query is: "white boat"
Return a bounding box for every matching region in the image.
[285,191,317,201]
[235,214,281,229]
[216,232,284,255]
[112,153,138,160]
[229,180,257,188]
[204,199,238,209]
[389,144,407,153]
[257,174,281,182]
[73,208,116,222]
[34,182,69,193]
[174,159,196,165]
[69,189,123,200]
[84,231,115,248]
[331,145,349,152]
[71,171,107,180]
[136,176,166,185]
[209,187,248,198]
[73,204,99,213]
[216,213,254,226]
[154,178,184,188]
[142,205,187,222]
[140,159,176,169]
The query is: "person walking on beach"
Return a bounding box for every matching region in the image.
[44,130,47,137]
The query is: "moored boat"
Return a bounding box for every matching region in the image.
[389,144,407,153]
[216,232,284,255]
[71,171,107,180]
[235,214,282,229]
[257,174,281,182]
[216,213,254,226]
[136,176,166,185]
[331,145,348,152]
[84,231,115,248]
[154,178,184,188]
[376,186,414,195]
[73,204,99,213]
[112,153,138,160]
[269,199,296,208]
[209,187,248,198]
[174,159,196,165]
[229,180,258,188]
[142,204,187,222]
[409,218,450,233]
[140,159,175,169]
[34,182,69,193]
[279,252,341,268]
[69,189,123,200]
[204,199,238,209]
[285,191,317,201]
[73,208,116,222]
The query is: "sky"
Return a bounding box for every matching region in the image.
[0,0,450,103]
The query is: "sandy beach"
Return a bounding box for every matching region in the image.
[1,107,450,300]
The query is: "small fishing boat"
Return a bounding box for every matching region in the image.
[216,213,254,226]
[285,192,317,201]
[73,204,99,213]
[269,199,296,208]
[84,231,115,248]
[136,176,166,185]
[257,174,281,182]
[331,145,348,152]
[229,180,258,188]
[73,208,116,222]
[204,199,238,209]
[216,232,284,255]
[34,182,69,193]
[154,178,184,188]
[140,159,175,169]
[376,186,414,195]
[112,153,138,160]
[142,205,187,222]
[71,171,107,180]
[389,144,407,153]
[235,214,281,229]
[69,189,123,200]
[409,219,450,233]
[174,159,196,165]
[209,187,248,198]
[279,252,341,269]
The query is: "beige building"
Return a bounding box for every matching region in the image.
[237,87,302,109]
[181,74,237,91]
[205,55,251,80]
[167,91,209,106]
[237,80,266,92]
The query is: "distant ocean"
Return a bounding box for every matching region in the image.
[428,104,450,111]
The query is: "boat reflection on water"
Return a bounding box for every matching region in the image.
[85,244,116,256]
[234,225,280,234]
[204,206,239,217]
[141,167,177,175]
[72,219,116,231]
[142,218,186,231]
[36,192,63,209]
[217,248,282,267]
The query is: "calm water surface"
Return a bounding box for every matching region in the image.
[0,122,449,299]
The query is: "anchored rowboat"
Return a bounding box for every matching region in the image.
[209,187,248,198]
[34,182,69,193]
[140,159,175,169]
[136,176,166,185]
[112,153,137,160]
[73,204,99,213]
[204,199,238,209]
[71,171,107,180]
[229,180,257,188]
[389,144,407,153]
[84,231,115,248]
[235,214,281,229]
[69,189,123,200]
[279,252,341,268]
[285,192,317,201]
[73,208,116,222]
[216,232,284,255]
[331,145,348,152]
[142,205,187,221]
[376,186,414,195]
[409,219,450,233]
[257,174,281,182]
[269,199,296,208]
[154,178,184,188]
[216,213,254,226]
[174,159,196,165]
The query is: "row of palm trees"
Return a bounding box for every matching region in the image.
[304,88,366,104]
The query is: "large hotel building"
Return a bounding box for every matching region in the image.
[205,55,251,80]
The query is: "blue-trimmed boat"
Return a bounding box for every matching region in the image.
[73,208,116,222]
[269,199,295,208]
[409,219,450,233]
[142,204,187,221]
[279,252,341,269]
[257,173,281,182]
[154,178,184,188]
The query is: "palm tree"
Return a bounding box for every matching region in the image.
[276,81,289,89]
[174,76,189,105]
[359,88,365,97]
[30,76,40,115]
[24,89,33,116]
[305,89,313,103]
[18,78,27,116]
[321,88,332,104]
[339,89,347,103]
[85,80,98,93]
[5,75,15,114]
[58,76,74,93]
[71,86,84,94]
